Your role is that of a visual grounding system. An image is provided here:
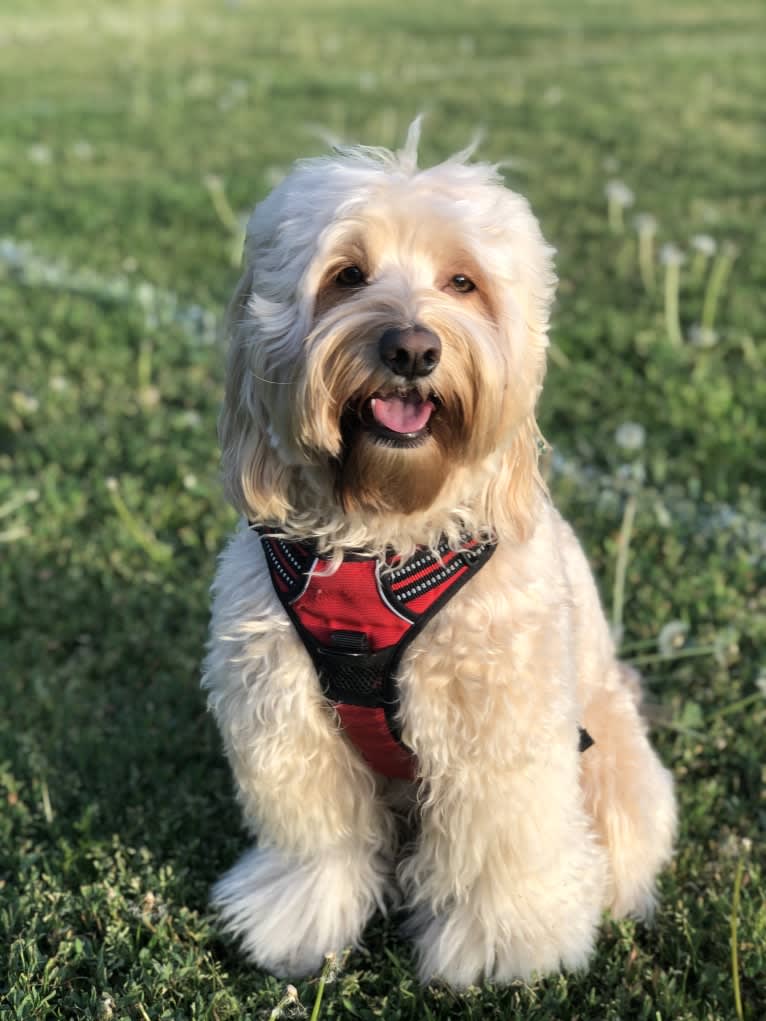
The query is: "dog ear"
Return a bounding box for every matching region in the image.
[489,191,556,541]
[218,266,293,522]
[491,414,548,543]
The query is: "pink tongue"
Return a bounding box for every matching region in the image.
[370,394,434,434]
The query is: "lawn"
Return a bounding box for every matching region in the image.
[1,0,764,1018]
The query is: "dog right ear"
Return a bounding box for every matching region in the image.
[218,266,293,522]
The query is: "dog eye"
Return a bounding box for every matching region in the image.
[336,265,367,287]
[450,274,476,293]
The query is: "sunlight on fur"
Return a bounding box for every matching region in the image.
[203,119,677,987]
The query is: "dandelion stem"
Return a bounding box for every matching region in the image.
[715,690,766,720]
[664,260,683,346]
[204,177,240,235]
[638,229,655,293]
[106,479,172,564]
[619,637,663,654]
[548,343,571,368]
[608,199,624,233]
[690,251,708,286]
[611,493,637,643]
[730,859,745,1021]
[137,338,153,393]
[0,489,38,520]
[310,954,335,1021]
[0,525,30,543]
[40,779,54,823]
[204,175,246,267]
[627,644,717,667]
[701,245,736,333]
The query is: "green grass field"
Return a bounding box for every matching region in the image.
[2,1,765,1017]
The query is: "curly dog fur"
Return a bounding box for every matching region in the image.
[202,121,676,986]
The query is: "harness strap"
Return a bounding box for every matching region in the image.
[255,528,496,779]
[254,526,594,778]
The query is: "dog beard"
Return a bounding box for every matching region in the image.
[334,392,469,515]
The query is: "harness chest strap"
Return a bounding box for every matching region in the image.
[255,527,593,779]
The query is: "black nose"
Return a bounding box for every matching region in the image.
[378,325,442,379]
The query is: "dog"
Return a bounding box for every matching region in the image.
[202,121,677,987]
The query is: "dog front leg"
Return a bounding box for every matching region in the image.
[401,728,608,987]
[205,646,393,977]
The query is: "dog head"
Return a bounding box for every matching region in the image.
[220,122,556,548]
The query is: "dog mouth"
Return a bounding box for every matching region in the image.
[350,389,438,447]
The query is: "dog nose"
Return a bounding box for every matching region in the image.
[378,325,441,379]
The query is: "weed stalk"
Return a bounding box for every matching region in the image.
[701,242,737,334]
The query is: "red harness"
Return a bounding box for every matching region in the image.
[256,528,496,779]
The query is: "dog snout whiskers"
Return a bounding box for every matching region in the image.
[378,325,441,380]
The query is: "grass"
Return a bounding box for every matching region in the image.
[1,0,765,1017]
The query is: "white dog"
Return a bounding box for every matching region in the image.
[202,121,676,987]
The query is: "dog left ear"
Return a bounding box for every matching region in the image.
[218,266,293,522]
[504,190,557,387]
[491,191,556,540]
[483,414,547,543]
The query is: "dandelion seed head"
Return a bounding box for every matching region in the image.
[633,213,658,235]
[0,239,25,267]
[139,385,160,408]
[688,324,718,348]
[691,234,717,256]
[136,282,156,309]
[203,173,223,191]
[182,409,202,428]
[98,993,116,1020]
[12,391,39,413]
[660,243,685,266]
[605,180,634,207]
[658,620,688,656]
[321,34,341,56]
[27,144,52,165]
[713,627,739,666]
[615,422,646,451]
[72,140,94,160]
[720,832,750,858]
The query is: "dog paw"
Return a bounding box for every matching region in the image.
[212,844,387,977]
[410,877,602,987]
[604,754,677,921]
[409,903,494,987]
